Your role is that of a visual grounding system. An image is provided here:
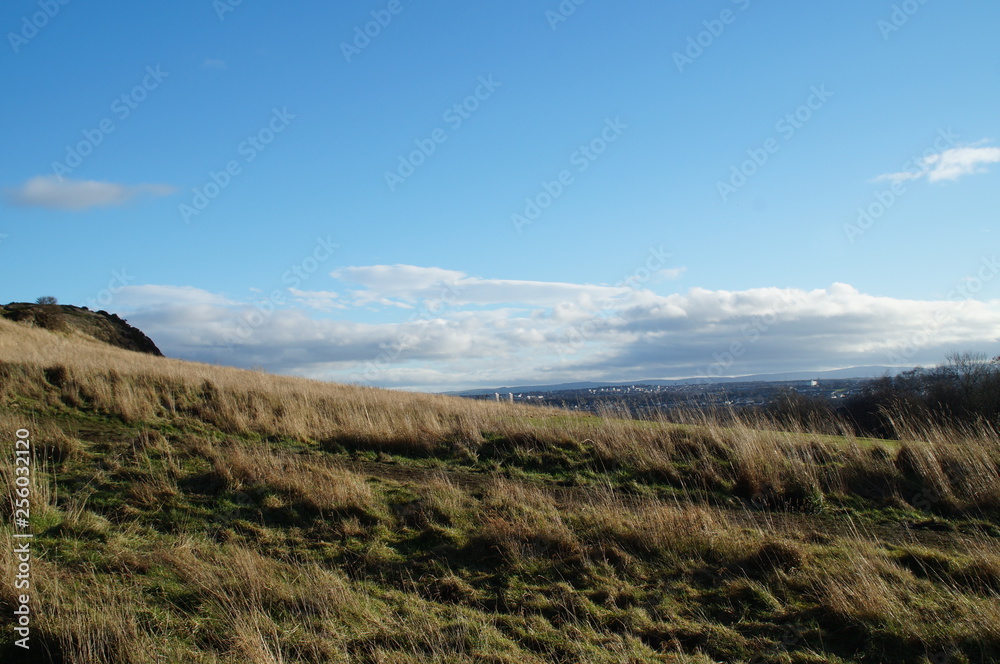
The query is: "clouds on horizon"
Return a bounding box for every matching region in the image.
[331,264,648,310]
[876,144,1000,184]
[3,176,175,210]
[325,261,687,316]
[107,270,1000,391]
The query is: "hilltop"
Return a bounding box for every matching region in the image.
[0,302,162,356]
[0,315,998,663]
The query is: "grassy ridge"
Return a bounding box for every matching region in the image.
[1,318,999,663]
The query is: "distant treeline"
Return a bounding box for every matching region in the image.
[763,353,1000,438]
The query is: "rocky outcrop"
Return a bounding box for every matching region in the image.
[0,302,163,356]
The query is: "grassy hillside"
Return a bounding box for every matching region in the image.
[0,303,162,356]
[1,317,999,663]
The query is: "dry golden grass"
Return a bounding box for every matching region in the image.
[3,314,1000,663]
[21,536,375,664]
[190,436,379,517]
[570,489,726,562]
[0,317,547,447]
[813,536,1000,645]
[4,316,1000,519]
[474,478,582,562]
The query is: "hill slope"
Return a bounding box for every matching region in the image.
[1,317,998,663]
[0,302,162,356]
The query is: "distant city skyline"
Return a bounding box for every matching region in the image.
[3,1,998,391]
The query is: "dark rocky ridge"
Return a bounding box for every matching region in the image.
[0,302,162,356]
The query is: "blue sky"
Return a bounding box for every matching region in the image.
[3,0,999,391]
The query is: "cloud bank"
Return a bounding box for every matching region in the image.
[106,265,1000,392]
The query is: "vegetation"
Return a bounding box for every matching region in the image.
[840,354,1000,438]
[0,303,161,356]
[1,317,998,663]
[759,354,1000,440]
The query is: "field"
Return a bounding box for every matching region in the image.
[1,317,999,663]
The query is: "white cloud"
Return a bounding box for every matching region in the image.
[289,289,345,311]
[104,274,1000,392]
[332,265,463,306]
[654,267,687,281]
[332,263,633,309]
[114,285,237,308]
[925,146,1000,182]
[4,176,176,210]
[876,144,1000,184]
